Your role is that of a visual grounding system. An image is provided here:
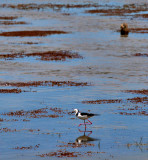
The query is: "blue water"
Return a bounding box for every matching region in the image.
[0,0,148,159]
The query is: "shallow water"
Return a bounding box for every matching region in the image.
[0,0,148,159]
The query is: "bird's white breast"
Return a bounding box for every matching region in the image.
[77,113,87,120]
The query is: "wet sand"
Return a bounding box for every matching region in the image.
[0,0,148,160]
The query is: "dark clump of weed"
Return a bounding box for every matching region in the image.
[14,144,40,150]
[0,50,83,61]
[0,30,68,37]
[0,80,90,87]
[0,88,22,93]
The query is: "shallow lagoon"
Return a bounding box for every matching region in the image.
[0,0,148,159]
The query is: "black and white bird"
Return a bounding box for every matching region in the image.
[73,109,99,126]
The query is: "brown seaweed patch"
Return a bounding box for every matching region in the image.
[0,88,22,93]
[0,118,19,122]
[82,99,122,104]
[62,13,71,16]
[0,30,68,37]
[0,21,27,25]
[86,8,144,16]
[2,107,60,119]
[22,42,39,45]
[28,129,40,132]
[1,107,73,123]
[86,4,148,16]
[10,42,39,45]
[23,119,30,122]
[135,14,148,18]
[0,3,100,10]
[0,80,90,87]
[38,150,81,158]
[82,96,148,104]
[0,50,83,61]
[1,107,65,120]
[0,118,4,122]
[2,108,46,117]
[119,103,148,116]
[38,114,59,118]
[57,142,95,148]
[50,107,73,116]
[0,16,18,20]
[0,127,17,133]
[133,53,148,57]
[1,107,72,121]
[86,9,126,16]
[26,51,82,61]
[49,107,66,114]
[119,110,148,116]
[130,28,148,33]
[127,97,148,104]
[38,150,104,158]
[125,89,148,95]
[14,144,40,150]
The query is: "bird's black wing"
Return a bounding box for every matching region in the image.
[81,112,99,116]
[81,112,100,117]
[81,112,89,116]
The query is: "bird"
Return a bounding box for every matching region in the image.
[73,109,99,127]
[120,23,129,36]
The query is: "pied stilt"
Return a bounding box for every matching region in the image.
[73,109,99,127]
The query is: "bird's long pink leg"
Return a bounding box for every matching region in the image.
[79,120,87,126]
[79,119,92,127]
[87,119,92,125]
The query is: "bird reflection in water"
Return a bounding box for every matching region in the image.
[75,126,100,149]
